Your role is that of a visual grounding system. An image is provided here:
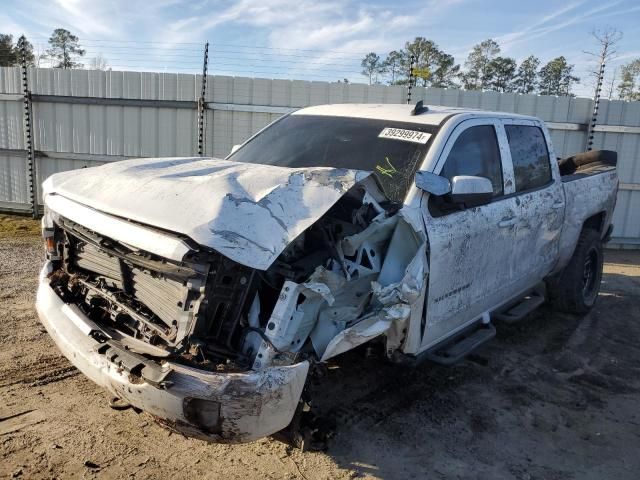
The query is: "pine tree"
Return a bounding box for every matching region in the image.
[538,57,579,96]
[382,50,403,84]
[361,52,384,85]
[461,39,500,90]
[617,59,640,101]
[485,57,517,92]
[47,28,85,69]
[514,55,540,94]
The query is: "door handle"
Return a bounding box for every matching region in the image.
[498,217,517,228]
[552,201,565,209]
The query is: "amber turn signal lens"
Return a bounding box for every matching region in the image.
[45,237,56,253]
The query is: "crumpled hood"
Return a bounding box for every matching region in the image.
[43,157,376,270]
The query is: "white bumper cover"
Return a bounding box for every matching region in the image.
[36,263,309,443]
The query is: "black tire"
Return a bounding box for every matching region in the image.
[547,228,603,315]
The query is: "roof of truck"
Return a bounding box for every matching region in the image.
[293,103,538,126]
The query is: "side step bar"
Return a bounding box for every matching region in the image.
[493,286,545,324]
[422,321,496,366]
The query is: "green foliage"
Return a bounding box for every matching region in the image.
[382,50,403,84]
[402,37,438,86]
[430,52,460,89]
[485,56,517,92]
[357,34,593,97]
[0,34,17,66]
[617,59,640,101]
[0,34,34,67]
[538,56,579,96]
[47,28,85,69]
[366,37,460,88]
[461,39,500,90]
[514,55,540,94]
[361,52,384,85]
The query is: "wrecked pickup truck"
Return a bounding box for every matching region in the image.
[37,103,618,444]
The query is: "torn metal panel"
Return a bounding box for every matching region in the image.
[320,308,407,361]
[253,205,428,366]
[341,214,399,257]
[252,281,324,369]
[42,157,382,270]
[321,239,429,362]
[309,273,376,357]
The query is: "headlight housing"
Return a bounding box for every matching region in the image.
[41,209,62,260]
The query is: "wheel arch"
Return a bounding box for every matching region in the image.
[582,211,606,234]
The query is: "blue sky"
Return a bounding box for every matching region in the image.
[1,0,639,97]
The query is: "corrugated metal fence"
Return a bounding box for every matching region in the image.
[1,67,639,246]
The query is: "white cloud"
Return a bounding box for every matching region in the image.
[495,0,626,56]
[160,0,468,53]
[54,0,116,36]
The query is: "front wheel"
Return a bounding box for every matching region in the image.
[547,228,604,315]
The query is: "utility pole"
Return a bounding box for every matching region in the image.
[198,41,209,157]
[584,28,622,151]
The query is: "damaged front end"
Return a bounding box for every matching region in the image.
[38,166,429,443]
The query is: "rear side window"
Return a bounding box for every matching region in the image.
[440,125,503,196]
[505,125,552,192]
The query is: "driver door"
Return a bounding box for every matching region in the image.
[420,119,519,350]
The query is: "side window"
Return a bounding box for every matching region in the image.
[505,125,552,192]
[440,125,503,196]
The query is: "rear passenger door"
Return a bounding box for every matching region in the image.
[502,120,564,288]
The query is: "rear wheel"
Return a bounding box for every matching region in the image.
[547,228,603,315]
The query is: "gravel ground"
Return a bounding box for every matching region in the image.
[1,227,639,479]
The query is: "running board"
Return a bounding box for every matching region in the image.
[493,288,545,324]
[422,322,496,366]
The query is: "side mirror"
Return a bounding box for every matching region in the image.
[415,171,451,195]
[230,144,242,154]
[450,175,493,207]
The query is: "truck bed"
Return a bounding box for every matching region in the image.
[556,162,619,272]
[561,162,617,182]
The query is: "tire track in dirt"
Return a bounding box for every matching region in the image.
[0,356,78,388]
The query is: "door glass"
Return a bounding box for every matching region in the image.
[440,125,503,196]
[505,125,552,192]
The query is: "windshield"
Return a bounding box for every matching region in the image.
[227,114,437,202]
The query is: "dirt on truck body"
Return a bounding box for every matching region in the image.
[36,103,619,445]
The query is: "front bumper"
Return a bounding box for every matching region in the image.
[35,262,309,443]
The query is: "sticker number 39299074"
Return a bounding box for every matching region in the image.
[378,127,431,144]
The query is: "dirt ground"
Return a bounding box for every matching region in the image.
[1,216,639,479]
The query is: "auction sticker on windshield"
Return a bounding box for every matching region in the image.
[378,127,431,144]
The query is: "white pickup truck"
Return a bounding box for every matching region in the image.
[37,103,618,444]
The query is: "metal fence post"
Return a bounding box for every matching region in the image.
[198,42,209,157]
[406,55,415,104]
[19,36,38,218]
[587,61,605,152]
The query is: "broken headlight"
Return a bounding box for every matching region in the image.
[41,210,62,261]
